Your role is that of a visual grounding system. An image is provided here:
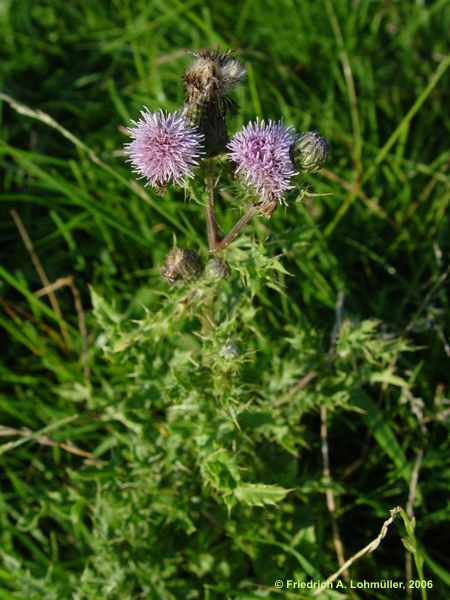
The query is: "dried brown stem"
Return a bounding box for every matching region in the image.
[0,425,103,465]
[0,299,66,352]
[320,405,349,580]
[35,276,90,379]
[11,209,71,350]
[313,507,402,595]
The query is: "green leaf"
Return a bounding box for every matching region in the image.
[200,449,241,494]
[90,287,121,326]
[421,546,450,586]
[234,483,291,507]
[370,370,408,387]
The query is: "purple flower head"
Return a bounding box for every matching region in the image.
[227,120,297,203]
[124,109,203,188]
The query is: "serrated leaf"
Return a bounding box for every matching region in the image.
[90,287,121,325]
[370,370,408,387]
[200,449,241,495]
[234,483,291,507]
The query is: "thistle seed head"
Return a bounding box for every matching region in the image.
[227,119,297,209]
[160,247,203,284]
[183,49,246,105]
[292,131,328,173]
[183,49,245,157]
[220,57,247,91]
[124,109,203,188]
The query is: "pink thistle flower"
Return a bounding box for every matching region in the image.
[124,109,203,188]
[227,120,297,203]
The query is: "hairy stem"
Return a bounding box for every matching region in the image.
[204,160,260,252]
[205,163,219,252]
[213,205,258,253]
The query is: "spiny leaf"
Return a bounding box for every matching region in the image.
[234,483,292,507]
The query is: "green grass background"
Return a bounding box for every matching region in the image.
[1,0,449,598]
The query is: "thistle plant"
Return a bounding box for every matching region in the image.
[4,4,447,593]
[124,49,328,279]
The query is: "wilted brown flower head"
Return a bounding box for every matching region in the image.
[183,49,246,156]
[184,49,246,105]
[160,247,203,284]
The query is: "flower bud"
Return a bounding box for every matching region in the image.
[292,131,328,173]
[205,257,230,280]
[160,248,203,284]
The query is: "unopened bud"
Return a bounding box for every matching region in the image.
[205,257,230,280]
[292,131,328,173]
[161,247,203,284]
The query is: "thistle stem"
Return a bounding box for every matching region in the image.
[212,205,258,253]
[206,165,219,252]
[204,161,260,252]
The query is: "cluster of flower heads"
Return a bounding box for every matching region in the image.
[124,49,328,212]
